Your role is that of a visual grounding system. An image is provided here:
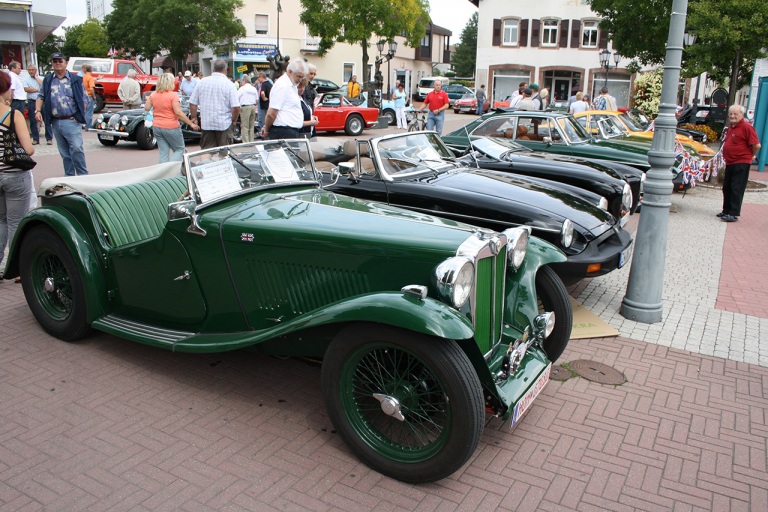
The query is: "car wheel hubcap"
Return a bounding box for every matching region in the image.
[373,393,405,421]
[43,277,55,293]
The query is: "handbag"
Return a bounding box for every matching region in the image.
[2,109,37,171]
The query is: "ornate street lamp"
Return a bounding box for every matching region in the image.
[683,29,700,117]
[599,49,621,88]
[369,39,397,109]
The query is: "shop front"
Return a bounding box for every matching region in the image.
[233,41,277,78]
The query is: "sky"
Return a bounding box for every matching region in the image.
[57,0,478,41]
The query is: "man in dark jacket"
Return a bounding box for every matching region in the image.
[35,52,89,176]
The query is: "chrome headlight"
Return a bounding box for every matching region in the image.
[534,312,556,338]
[598,196,609,211]
[96,114,104,123]
[108,115,120,128]
[121,115,129,125]
[505,227,529,270]
[622,183,633,211]
[561,219,574,248]
[434,257,474,309]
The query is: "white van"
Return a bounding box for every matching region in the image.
[415,76,450,102]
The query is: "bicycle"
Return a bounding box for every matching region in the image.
[406,111,427,132]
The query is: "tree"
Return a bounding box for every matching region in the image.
[588,0,768,106]
[61,23,85,58]
[36,34,63,72]
[106,0,246,62]
[78,18,110,57]
[300,0,429,86]
[451,11,477,78]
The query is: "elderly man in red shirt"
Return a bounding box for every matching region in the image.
[718,105,761,222]
[418,80,450,135]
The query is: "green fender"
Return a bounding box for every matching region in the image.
[505,237,567,334]
[5,207,109,323]
[94,292,477,353]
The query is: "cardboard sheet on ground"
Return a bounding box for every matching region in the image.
[569,296,620,339]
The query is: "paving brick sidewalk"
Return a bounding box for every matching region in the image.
[1,278,767,511]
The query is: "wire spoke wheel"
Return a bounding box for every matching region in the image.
[342,344,451,461]
[32,249,73,320]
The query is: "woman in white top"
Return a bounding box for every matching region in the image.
[393,84,408,129]
[569,92,588,115]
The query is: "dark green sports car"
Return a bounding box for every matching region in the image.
[5,139,570,484]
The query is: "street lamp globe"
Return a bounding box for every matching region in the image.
[599,49,610,67]
[376,40,385,53]
[389,40,398,54]
[683,30,697,46]
[613,52,621,65]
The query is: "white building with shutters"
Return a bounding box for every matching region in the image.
[470,0,645,108]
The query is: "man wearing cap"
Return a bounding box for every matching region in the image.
[516,88,536,110]
[530,84,542,110]
[35,52,89,176]
[179,70,197,96]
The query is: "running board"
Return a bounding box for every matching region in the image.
[92,314,196,349]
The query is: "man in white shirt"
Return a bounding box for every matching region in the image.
[179,70,197,96]
[260,59,307,140]
[8,61,27,114]
[237,76,259,142]
[189,59,241,149]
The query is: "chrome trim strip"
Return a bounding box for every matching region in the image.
[92,130,130,138]
[401,205,561,234]
[98,315,194,342]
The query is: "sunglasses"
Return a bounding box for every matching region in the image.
[52,59,65,63]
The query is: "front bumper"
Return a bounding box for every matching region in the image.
[550,227,633,285]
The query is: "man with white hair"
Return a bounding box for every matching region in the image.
[260,58,307,140]
[189,59,241,150]
[302,62,317,112]
[718,104,761,222]
[118,69,141,110]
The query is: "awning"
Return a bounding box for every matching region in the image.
[152,55,174,68]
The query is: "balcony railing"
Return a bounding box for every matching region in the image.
[302,37,321,52]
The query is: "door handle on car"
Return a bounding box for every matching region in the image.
[174,270,191,281]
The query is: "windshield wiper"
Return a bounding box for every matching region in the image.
[387,156,440,176]
[227,149,269,185]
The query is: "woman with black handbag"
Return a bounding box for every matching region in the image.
[0,70,36,280]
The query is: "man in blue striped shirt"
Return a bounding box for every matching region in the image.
[189,60,240,150]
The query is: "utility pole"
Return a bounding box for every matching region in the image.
[620,0,688,323]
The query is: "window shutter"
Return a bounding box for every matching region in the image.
[598,30,609,49]
[520,19,529,47]
[254,15,269,34]
[559,20,569,48]
[531,19,540,47]
[571,20,581,48]
[492,19,501,46]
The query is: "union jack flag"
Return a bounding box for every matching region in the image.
[241,233,254,242]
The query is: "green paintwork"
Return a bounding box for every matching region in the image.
[5,207,110,323]
[340,342,451,462]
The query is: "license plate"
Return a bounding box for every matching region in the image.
[460,107,471,111]
[619,243,633,268]
[511,363,551,427]
[100,134,114,141]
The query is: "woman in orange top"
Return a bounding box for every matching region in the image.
[144,73,199,163]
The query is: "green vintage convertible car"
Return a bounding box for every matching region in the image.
[5,139,571,483]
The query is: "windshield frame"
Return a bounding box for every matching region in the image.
[470,137,530,160]
[370,131,458,181]
[556,115,593,144]
[597,117,626,139]
[618,113,644,132]
[183,139,320,210]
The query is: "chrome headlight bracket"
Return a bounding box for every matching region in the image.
[495,312,555,383]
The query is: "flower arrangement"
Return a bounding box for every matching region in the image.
[631,69,663,118]
[681,123,718,143]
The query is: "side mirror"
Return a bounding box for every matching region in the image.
[168,199,195,221]
[543,136,552,146]
[339,162,355,175]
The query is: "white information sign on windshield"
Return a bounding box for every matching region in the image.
[191,158,241,203]
[263,148,300,183]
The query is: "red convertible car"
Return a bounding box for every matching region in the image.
[454,93,490,114]
[314,92,380,135]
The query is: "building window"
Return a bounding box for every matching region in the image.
[343,63,355,83]
[582,21,599,48]
[254,14,269,35]
[541,20,558,47]
[305,25,320,47]
[420,34,430,47]
[502,19,519,46]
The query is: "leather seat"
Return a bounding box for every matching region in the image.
[89,176,188,247]
[343,139,368,157]
[517,125,530,140]
[358,157,376,174]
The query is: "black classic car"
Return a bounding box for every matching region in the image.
[458,137,637,222]
[319,132,634,288]
[91,92,204,150]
